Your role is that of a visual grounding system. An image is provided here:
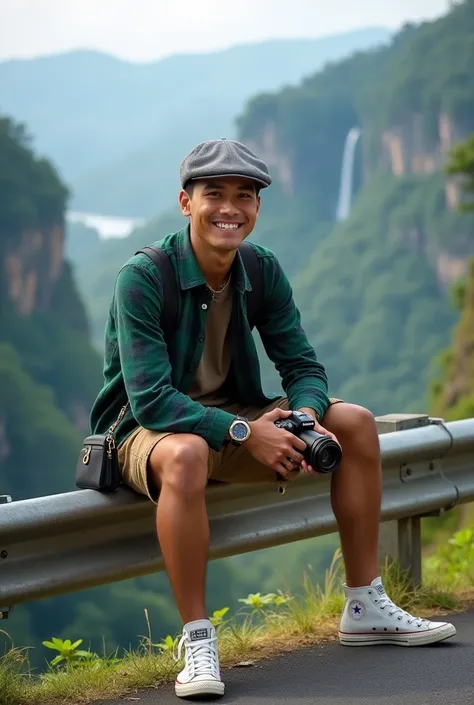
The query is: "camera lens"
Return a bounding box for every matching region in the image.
[315,441,341,473]
[299,430,342,473]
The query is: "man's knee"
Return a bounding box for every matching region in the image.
[324,403,379,456]
[149,435,210,495]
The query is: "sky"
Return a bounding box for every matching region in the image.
[0,0,453,63]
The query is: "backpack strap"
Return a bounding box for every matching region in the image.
[239,241,264,329]
[135,246,179,336]
[136,241,264,332]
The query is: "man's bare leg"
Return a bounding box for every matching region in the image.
[148,434,225,697]
[322,403,382,587]
[148,434,210,624]
[321,402,456,646]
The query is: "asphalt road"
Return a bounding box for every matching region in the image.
[102,609,474,705]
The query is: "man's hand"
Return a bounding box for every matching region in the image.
[298,407,340,475]
[244,407,306,477]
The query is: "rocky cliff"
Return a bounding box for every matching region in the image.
[4,225,63,316]
[0,116,101,499]
[0,118,89,333]
[382,115,464,185]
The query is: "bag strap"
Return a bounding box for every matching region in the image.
[108,403,128,437]
[136,242,264,330]
[239,241,264,328]
[136,245,179,337]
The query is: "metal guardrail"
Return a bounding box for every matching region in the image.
[1,414,473,618]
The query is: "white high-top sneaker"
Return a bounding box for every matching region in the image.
[338,576,457,646]
[174,618,225,698]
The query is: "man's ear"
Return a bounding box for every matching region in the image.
[179,189,191,217]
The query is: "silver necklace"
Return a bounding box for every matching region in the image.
[208,274,231,301]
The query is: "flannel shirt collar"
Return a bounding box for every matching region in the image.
[175,224,251,295]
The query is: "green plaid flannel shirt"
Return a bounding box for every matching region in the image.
[90,225,330,450]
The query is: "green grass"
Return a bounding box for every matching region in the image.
[1,531,473,705]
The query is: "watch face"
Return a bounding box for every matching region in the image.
[232,421,249,441]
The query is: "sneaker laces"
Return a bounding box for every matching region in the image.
[376,595,427,627]
[175,632,220,679]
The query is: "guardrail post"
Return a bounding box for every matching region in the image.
[397,516,421,585]
[375,414,429,586]
[0,495,12,618]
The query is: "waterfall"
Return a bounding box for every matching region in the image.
[336,127,362,221]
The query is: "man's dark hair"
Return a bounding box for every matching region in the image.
[184,181,196,197]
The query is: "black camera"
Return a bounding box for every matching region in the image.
[274,410,342,474]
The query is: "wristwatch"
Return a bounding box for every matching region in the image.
[228,416,251,445]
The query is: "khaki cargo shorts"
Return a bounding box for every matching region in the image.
[118,396,343,504]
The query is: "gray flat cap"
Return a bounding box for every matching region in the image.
[180,138,272,189]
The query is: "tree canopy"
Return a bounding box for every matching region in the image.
[446,132,474,212]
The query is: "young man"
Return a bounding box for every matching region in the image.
[90,138,456,699]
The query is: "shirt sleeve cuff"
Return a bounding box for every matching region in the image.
[205,407,237,450]
[291,393,330,421]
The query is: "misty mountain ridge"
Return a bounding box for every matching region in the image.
[0,27,391,217]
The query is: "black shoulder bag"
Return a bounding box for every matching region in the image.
[75,241,263,492]
[75,247,178,492]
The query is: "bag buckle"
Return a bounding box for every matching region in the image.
[82,446,91,465]
[106,435,116,459]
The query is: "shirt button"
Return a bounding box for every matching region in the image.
[198,336,205,343]
[201,303,208,310]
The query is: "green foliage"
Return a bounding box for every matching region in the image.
[0,640,29,705]
[209,608,231,630]
[0,343,82,499]
[0,117,68,240]
[446,132,474,212]
[425,525,474,588]
[237,591,292,613]
[0,300,102,438]
[41,638,93,669]
[154,635,178,655]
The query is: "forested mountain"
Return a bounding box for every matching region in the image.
[431,132,474,420]
[0,27,390,217]
[0,117,102,500]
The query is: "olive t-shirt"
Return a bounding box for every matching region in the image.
[187,281,233,407]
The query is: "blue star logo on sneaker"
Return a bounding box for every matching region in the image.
[349,600,365,620]
[339,580,456,646]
